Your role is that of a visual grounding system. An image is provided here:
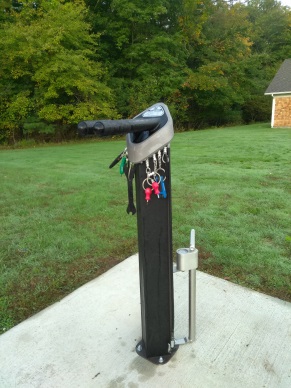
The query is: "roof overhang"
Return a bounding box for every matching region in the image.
[265,91,291,96]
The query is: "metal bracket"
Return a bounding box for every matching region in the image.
[175,337,188,345]
[136,340,179,365]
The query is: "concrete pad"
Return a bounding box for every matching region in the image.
[0,254,290,388]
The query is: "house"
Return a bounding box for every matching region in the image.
[265,59,291,128]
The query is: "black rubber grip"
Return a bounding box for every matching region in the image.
[77,118,160,137]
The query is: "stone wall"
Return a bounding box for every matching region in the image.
[273,96,291,127]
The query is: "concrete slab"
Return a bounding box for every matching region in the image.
[0,254,290,388]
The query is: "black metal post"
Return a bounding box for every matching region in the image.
[135,150,178,364]
[78,103,177,365]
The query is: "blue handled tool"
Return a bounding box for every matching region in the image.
[156,175,167,198]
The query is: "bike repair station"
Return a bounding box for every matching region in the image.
[78,103,199,365]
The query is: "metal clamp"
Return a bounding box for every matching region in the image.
[175,229,198,342]
[126,103,174,163]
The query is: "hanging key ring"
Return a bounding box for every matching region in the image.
[146,167,151,175]
[162,146,169,163]
[149,172,160,185]
[157,168,166,181]
[142,178,152,190]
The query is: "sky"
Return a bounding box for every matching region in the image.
[280,0,291,6]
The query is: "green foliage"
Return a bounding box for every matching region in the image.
[1,0,291,141]
[23,116,55,135]
[88,0,189,117]
[246,0,291,62]
[0,0,117,143]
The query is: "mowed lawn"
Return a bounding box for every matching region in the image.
[0,123,290,332]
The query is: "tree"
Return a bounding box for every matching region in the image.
[240,0,291,122]
[1,0,291,140]
[86,0,189,119]
[179,1,254,125]
[246,0,291,62]
[0,0,117,143]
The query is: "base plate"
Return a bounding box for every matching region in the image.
[136,340,179,365]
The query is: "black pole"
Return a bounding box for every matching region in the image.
[135,150,178,364]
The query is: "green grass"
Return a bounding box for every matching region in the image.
[1,123,290,332]
[172,124,290,297]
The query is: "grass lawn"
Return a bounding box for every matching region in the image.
[0,123,290,332]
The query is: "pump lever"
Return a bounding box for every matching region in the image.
[190,229,195,251]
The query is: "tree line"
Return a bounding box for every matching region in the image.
[0,0,290,143]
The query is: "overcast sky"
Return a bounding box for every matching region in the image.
[280,0,291,6]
